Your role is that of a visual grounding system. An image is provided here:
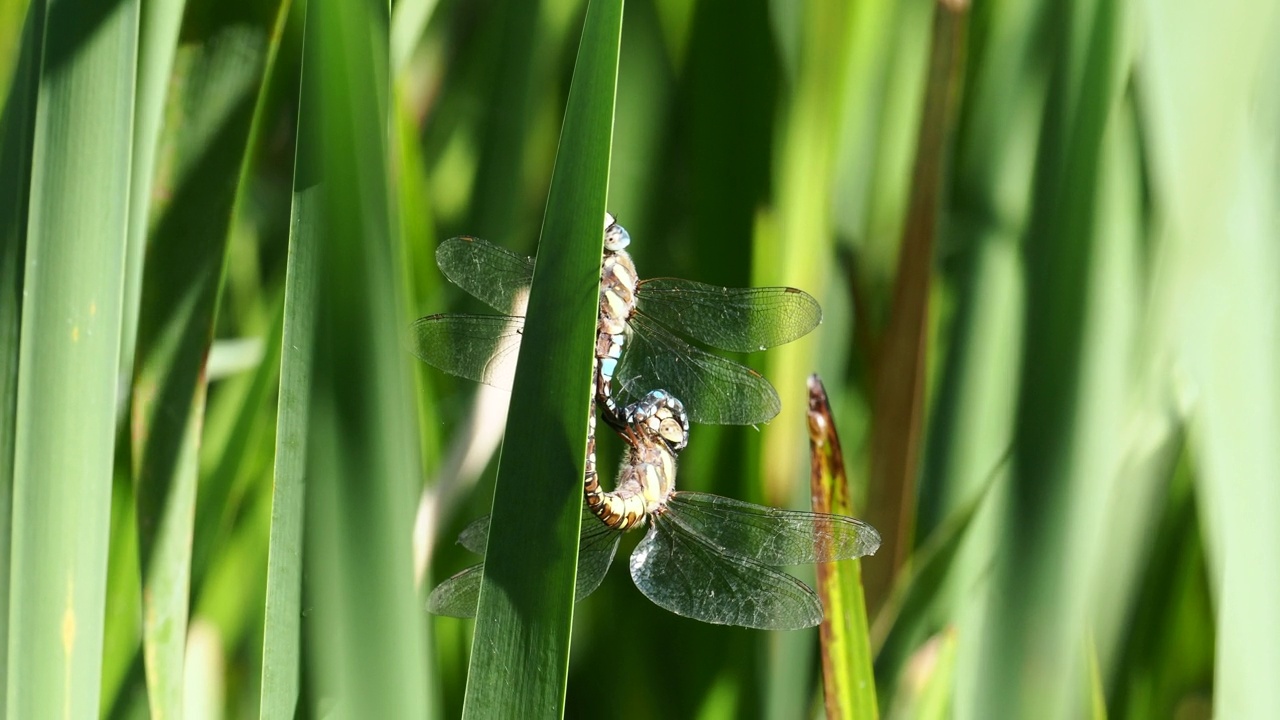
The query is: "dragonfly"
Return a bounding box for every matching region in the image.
[408,214,822,427]
[427,389,881,630]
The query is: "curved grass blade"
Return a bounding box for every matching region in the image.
[7,0,138,714]
[129,4,285,714]
[807,374,878,720]
[117,0,185,385]
[461,0,622,715]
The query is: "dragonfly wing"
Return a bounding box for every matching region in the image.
[629,514,823,630]
[456,514,490,555]
[406,314,524,389]
[427,564,483,618]
[664,492,881,565]
[616,314,781,426]
[637,279,822,352]
[447,508,621,602]
[435,236,536,313]
[575,513,622,601]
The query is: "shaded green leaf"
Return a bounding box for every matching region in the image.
[461,0,622,715]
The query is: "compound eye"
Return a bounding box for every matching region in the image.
[658,418,684,445]
[604,224,631,251]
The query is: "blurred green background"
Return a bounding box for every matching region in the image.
[2,0,1278,717]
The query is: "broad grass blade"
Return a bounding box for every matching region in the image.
[129,4,285,714]
[461,0,622,716]
[7,0,138,714]
[298,0,431,715]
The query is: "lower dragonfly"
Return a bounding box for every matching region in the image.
[427,389,881,630]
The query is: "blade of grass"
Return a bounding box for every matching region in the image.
[1140,1,1280,714]
[465,0,555,246]
[6,0,138,714]
[300,0,430,714]
[0,5,44,708]
[191,298,284,594]
[1009,0,1132,710]
[393,82,449,586]
[190,1,298,596]
[759,2,857,715]
[259,70,317,720]
[806,375,878,720]
[461,0,621,715]
[117,0,184,389]
[100,465,145,717]
[130,4,285,715]
[864,0,965,611]
[914,0,1045,712]
[972,0,1131,712]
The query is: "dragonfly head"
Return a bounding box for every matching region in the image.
[604,212,632,252]
[629,389,689,453]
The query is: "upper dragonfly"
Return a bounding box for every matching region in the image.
[408,214,821,426]
[428,388,881,630]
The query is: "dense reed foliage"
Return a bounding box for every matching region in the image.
[1,0,1276,717]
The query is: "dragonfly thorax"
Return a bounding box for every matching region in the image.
[596,215,641,425]
[599,250,638,335]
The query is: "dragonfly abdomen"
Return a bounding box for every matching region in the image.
[588,441,676,531]
[584,389,685,532]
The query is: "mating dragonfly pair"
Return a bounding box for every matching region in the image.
[411,214,880,630]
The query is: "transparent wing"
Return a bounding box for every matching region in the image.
[427,564,484,618]
[442,508,622,607]
[456,514,490,555]
[636,279,822,352]
[406,314,524,388]
[664,492,881,565]
[576,513,623,600]
[614,313,781,425]
[629,515,823,630]
[435,236,536,312]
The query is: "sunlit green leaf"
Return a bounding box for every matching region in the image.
[7,0,138,714]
